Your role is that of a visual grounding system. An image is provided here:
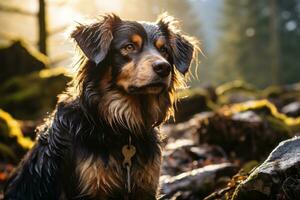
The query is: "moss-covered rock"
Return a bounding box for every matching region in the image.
[0,68,70,120]
[0,109,33,163]
[197,99,300,160]
[216,80,259,105]
[174,87,217,123]
[0,40,48,83]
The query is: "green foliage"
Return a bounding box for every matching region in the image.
[279,0,300,84]
[0,68,70,120]
[215,0,300,88]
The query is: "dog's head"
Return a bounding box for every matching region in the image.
[70,13,198,130]
[72,14,196,94]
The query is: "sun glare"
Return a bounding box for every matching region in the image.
[96,0,123,13]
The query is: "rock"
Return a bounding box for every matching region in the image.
[162,139,228,176]
[232,137,300,200]
[0,40,48,83]
[231,111,262,123]
[160,163,237,200]
[0,68,70,120]
[197,111,291,160]
[162,112,214,141]
[203,161,259,200]
[282,102,300,117]
[173,87,216,123]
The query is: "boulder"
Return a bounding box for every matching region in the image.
[198,110,292,160]
[0,68,70,120]
[0,40,48,83]
[172,87,216,123]
[160,163,237,200]
[162,139,229,176]
[232,137,300,200]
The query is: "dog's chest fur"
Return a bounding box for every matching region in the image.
[75,141,162,199]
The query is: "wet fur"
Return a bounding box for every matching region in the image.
[4,13,198,200]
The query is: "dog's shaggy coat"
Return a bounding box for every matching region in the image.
[4,14,198,200]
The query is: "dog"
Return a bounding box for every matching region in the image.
[4,13,198,200]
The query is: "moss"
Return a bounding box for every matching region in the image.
[241,160,259,174]
[0,68,71,120]
[0,109,33,149]
[216,80,258,96]
[265,116,293,136]
[220,99,300,128]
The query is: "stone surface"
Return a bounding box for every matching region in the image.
[282,102,300,117]
[161,163,237,199]
[232,137,300,200]
[197,111,291,160]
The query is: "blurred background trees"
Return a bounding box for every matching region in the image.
[0,0,299,87]
[215,0,300,88]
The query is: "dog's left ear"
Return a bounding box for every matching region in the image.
[157,14,195,75]
[71,14,121,64]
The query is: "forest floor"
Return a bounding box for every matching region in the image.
[1,80,300,199]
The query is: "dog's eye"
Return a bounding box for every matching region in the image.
[159,47,167,54]
[124,44,135,52]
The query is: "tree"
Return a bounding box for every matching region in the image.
[122,0,203,40]
[38,0,47,55]
[0,0,68,56]
[278,0,300,84]
[212,0,243,84]
[269,0,280,85]
[214,0,272,87]
[215,0,300,87]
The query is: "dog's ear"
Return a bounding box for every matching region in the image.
[157,14,195,75]
[71,14,121,64]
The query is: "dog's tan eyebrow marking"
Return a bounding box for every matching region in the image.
[131,34,142,47]
[155,37,166,49]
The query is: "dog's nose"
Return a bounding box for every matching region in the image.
[152,61,171,77]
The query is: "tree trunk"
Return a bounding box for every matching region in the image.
[38,0,47,55]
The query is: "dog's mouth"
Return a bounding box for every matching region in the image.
[128,82,166,94]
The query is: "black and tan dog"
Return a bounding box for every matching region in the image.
[4,13,198,200]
